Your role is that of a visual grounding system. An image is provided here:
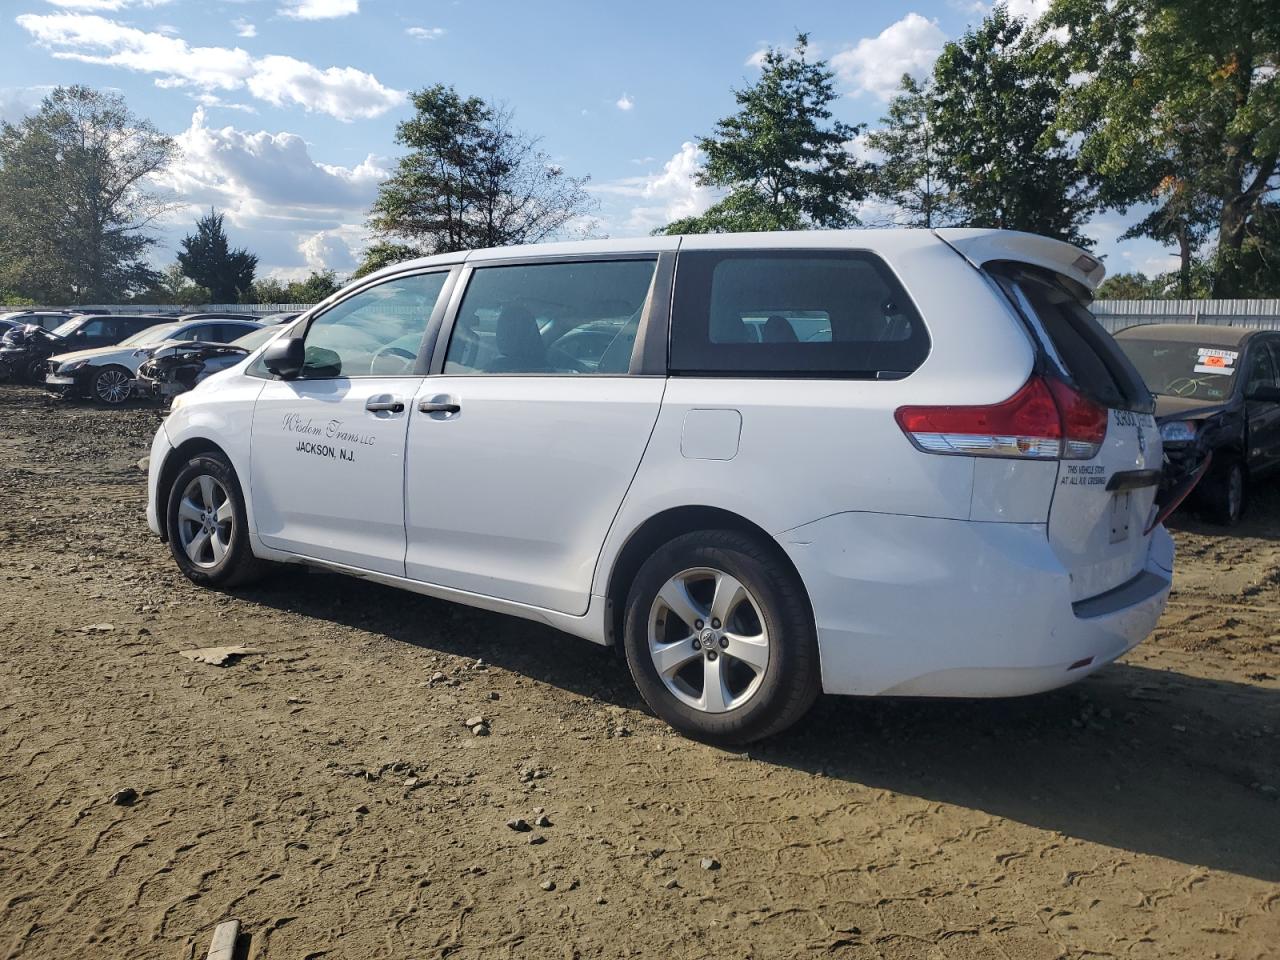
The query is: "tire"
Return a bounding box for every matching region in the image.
[26,358,48,385]
[165,452,270,588]
[91,365,134,405]
[621,529,820,744]
[1199,456,1246,526]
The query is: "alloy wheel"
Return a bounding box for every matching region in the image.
[95,369,132,404]
[647,566,770,713]
[176,474,234,569]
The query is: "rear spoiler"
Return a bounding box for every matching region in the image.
[934,228,1105,293]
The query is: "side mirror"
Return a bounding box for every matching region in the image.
[263,337,305,379]
[1246,384,1280,403]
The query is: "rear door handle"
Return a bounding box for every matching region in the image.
[366,398,405,413]
[419,400,461,414]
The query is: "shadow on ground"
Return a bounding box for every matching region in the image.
[242,567,1280,883]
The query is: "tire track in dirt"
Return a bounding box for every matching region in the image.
[1,383,1278,959]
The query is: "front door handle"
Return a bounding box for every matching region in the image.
[365,397,405,413]
[419,400,461,414]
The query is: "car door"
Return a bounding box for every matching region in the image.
[78,317,122,349]
[249,269,454,576]
[1243,339,1280,476]
[403,254,671,614]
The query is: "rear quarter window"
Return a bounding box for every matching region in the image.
[990,263,1152,413]
[669,250,930,378]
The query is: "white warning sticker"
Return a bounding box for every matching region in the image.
[1194,347,1238,375]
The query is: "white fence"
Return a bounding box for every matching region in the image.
[1092,299,1280,334]
[8,303,316,316]
[13,299,1280,335]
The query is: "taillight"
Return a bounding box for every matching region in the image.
[1045,377,1106,459]
[895,375,1106,460]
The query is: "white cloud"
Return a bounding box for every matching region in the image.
[592,142,716,234]
[0,86,57,124]
[831,13,946,100]
[615,93,634,111]
[247,56,403,120]
[150,109,383,274]
[298,226,361,273]
[745,47,769,68]
[155,108,386,213]
[16,13,403,121]
[406,26,445,40]
[43,0,171,9]
[1005,0,1052,19]
[232,17,256,38]
[278,0,358,20]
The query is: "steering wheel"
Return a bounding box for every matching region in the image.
[546,345,590,374]
[369,345,417,376]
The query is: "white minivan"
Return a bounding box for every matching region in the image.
[145,230,1174,742]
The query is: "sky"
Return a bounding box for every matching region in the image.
[0,0,1177,282]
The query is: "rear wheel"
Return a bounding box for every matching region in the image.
[166,452,270,588]
[92,365,133,405]
[622,529,819,744]
[1200,457,1246,526]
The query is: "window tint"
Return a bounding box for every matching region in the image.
[1245,342,1278,394]
[669,251,930,377]
[443,259,657,375]
[300,272,448,379]
[993,265,1152,412]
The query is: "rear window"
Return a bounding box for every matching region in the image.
[669,250,930,378]
[991,264,1152,413]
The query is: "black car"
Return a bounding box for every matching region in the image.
[1114,324,1280,525]
[0,313,173,384]
[0,310,76,334]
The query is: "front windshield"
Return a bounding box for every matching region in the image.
[51,318,82,337]
[232,325,279,351]
[121,322,180,347]
[1116,338,1239,401]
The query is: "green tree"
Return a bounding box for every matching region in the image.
[0,86,174,303]
[1051,0,1280,296]
[352,241,423,279]
[134,263,211,305]
[370,84,594,255]
[866,74,960,228]
[661,35,869,234]
[285,270,340,303]
[176,209,258,302]
[931,7,1096,243]
[247,277,288,304]
[1095,272,1165,299]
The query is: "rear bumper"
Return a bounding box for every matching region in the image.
[779,512,1173,697]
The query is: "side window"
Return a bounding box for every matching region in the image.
[443,258,657,375]
[80,318,117,342]
[300,272,448,379]
[669,251,930,377]
[180,324,215,342]
[1244,342,1278,395]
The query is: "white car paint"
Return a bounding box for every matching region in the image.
[47,319,263,391]
[148,229,1173,700]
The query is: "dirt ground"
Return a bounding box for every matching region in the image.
[0,382,1277,960]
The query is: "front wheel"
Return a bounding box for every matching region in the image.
[26,358,48,385]
[92,366,133,405]
[622,530,820,744]
[1200,457,1246,526]
[166,452,270,588]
